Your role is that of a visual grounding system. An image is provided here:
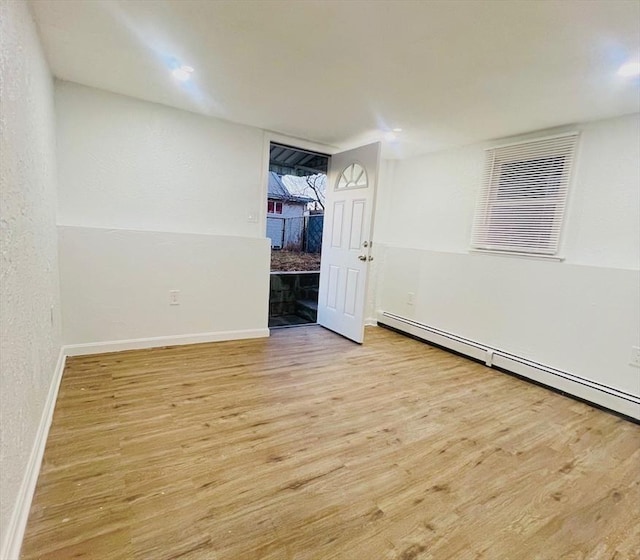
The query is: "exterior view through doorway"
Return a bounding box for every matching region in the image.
[267,143,328,328]
[267,141,381,344]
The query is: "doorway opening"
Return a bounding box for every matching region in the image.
[267,143,329,328]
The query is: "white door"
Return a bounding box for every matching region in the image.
[317,142,380,343]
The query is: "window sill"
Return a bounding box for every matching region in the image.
[469,249,565,262]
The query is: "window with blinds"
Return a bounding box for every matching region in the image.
[471,133,579,256]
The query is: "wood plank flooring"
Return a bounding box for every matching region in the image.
[21,325,640,560]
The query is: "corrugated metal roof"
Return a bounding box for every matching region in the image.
[269,143,328,175]
[268,172,314,203]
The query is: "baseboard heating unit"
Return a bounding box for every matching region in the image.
[377,311,640,422]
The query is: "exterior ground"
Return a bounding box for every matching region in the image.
[271,250,321,272]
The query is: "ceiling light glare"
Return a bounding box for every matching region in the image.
[617,61,640,77]
[172,65,194,82]
[392,128,403,133]
[384,131,397,142]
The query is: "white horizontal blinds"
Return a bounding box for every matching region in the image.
[472,133,579,255]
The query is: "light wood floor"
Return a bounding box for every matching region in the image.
[21,326,639,560]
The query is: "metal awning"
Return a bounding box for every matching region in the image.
[269,143,329,176]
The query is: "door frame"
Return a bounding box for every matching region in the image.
[261,132,336,330]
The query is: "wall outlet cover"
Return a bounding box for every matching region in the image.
[169,290,180,305]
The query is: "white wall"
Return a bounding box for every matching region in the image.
[379,116,640,267]
[375,114,640,407]
[55,82,271,346]
[59,227,269,348]
[0,0,61,553]
[563,116,640,269]
[56,81,266,237]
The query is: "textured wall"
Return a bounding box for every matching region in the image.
[374,114,640,401]
[379,114,640,269]
[54,82,271,346]
[55,81,265,238]
[58,226,270,345]
[0,0,61,543]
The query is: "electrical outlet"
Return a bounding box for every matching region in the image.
[247,211,258,223]
[631,346,640,368]
[407,292,415,306]
[169,290,180,306]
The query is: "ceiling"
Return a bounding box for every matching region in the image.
[31,0,640,157]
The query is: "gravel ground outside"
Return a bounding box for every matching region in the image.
[271,250,321,272]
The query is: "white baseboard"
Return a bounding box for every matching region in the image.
[64,328,270,356]
[378,311,640,421]
[1,348,67,560]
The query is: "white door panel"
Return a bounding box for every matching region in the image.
[318,142,380,343]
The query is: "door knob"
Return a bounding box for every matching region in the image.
[358,255,367,261]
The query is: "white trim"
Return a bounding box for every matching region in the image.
[556,125,584,260]
[271,270,319,276]
[469,249,565,262]
[486,130,579,151]
[377,311,640,421]
[64,328,270,356]
[56,223,267,241]
[1,348,67,560]
[264,131,337,157]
